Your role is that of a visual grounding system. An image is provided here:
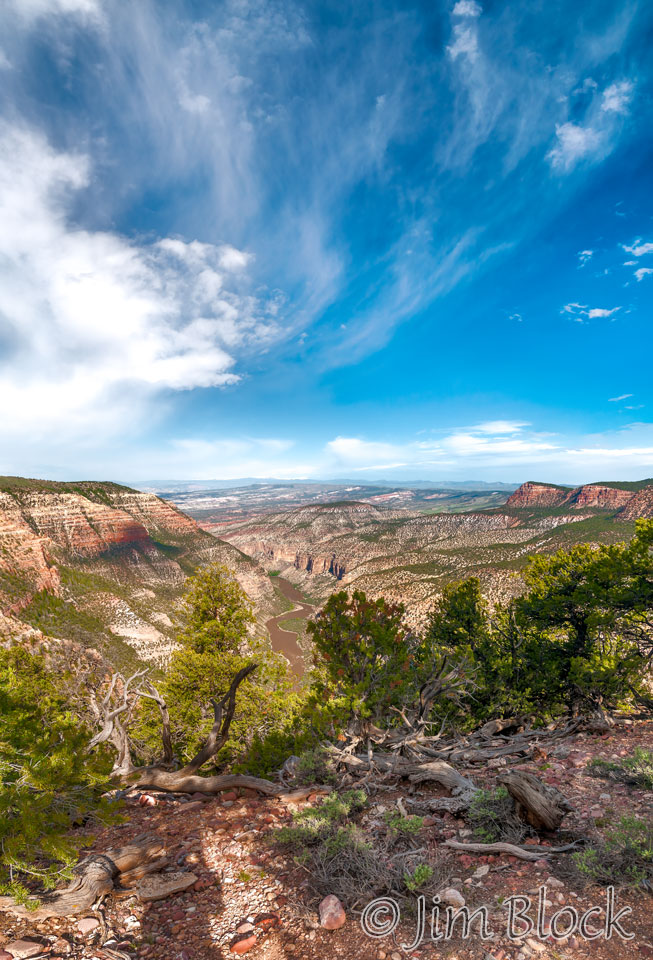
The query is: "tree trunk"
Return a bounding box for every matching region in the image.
[0,836,165,919]
[498,770,572,831]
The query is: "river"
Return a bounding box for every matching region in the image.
[265,575,315,676]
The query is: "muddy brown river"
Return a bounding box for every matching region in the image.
[265,576,315,675]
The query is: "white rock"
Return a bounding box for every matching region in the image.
[440,887,466,908]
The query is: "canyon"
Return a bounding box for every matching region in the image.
[184,478,653,630]
[2,475,652,670]
[0,477,282,669]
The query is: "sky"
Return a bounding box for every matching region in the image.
[0,0,652,485]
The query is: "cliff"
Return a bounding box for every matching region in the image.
[0,478,276,668]
[506,482,571,508]
[507,479,653,513]
[616,487,653,520]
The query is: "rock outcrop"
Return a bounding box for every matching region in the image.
[0,478,276,667]
[508,480,653,514]
[616,486,653,520]
[506,482,571,508]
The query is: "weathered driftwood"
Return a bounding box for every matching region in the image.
[0,836,166,919]
[443,839,577,861]
[339,753,475,795]
[498,770,573,832]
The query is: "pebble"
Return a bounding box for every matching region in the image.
[440,887,466,908]
[77,917,100,935]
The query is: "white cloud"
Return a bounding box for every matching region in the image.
[608,394,633,402]
[473,420,530,434]
[562,303,620,322]
[601,80,634,114]
[0,122,276,444]
[447,25,479,60]
[578,249,593,265]
[6,0,100,20]
[588,306,620,319]
[635,267,653,282]
[622,239,653,257]
[547,79,634,172]
[547,123,601,170]
[452,1,482,17]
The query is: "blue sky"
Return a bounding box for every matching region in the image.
[0,0,652,484]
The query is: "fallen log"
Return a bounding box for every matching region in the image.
[443,839,578,861]
[498,770,573,832]
[0,836,165,919]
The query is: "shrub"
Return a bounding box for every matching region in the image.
[571,816,653,889]
[384,811,424,837]
[588,748,653,789]
[466,786,531,844]
[0,646,115,905]
[308,590,421,730]
[294,745,338,785]
[404,862,435,892]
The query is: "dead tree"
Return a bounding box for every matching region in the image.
[0,836,166,919]
[498,770,573,832]
[90,664,331,799]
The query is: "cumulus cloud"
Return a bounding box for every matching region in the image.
[578,249,593,265]
[0,122,276,443]
[447,0,482,61]
[635,267,653,281]
[547,79,634,172]
[547,123,601,170]
[622,239,653,257]
[601,80,634,114]
[562,303,620,321]
[452,1,482,16]
[609,394,633,402]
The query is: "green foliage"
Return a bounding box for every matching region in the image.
[0,646,115,904]
[467,786,529,844]
[404,862,434,892]
[21,590,107,646]
[273,790,367,849]
[572,816,653,889]
[421,521,653,722]
[174,563,255,655]
[294,745,338,785]
[384,812,424,837]
[307,590,420,727]
[134,562,309,775]
[588,748,653,790]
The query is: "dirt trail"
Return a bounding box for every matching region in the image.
[265,576,315,674]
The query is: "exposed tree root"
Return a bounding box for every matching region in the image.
[0,836,165,919]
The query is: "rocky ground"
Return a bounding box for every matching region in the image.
[1,721,651,960]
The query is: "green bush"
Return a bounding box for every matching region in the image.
[572,816,653,889]
[294,745,338,785]
[404,862,434,892]
[467,786,530,844]
[0,646,115,905]
[384,811,424,837]
[588,748,653,789]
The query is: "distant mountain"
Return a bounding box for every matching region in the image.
[139,478,520,495]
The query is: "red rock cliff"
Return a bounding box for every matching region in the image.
[506,482,570,508]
